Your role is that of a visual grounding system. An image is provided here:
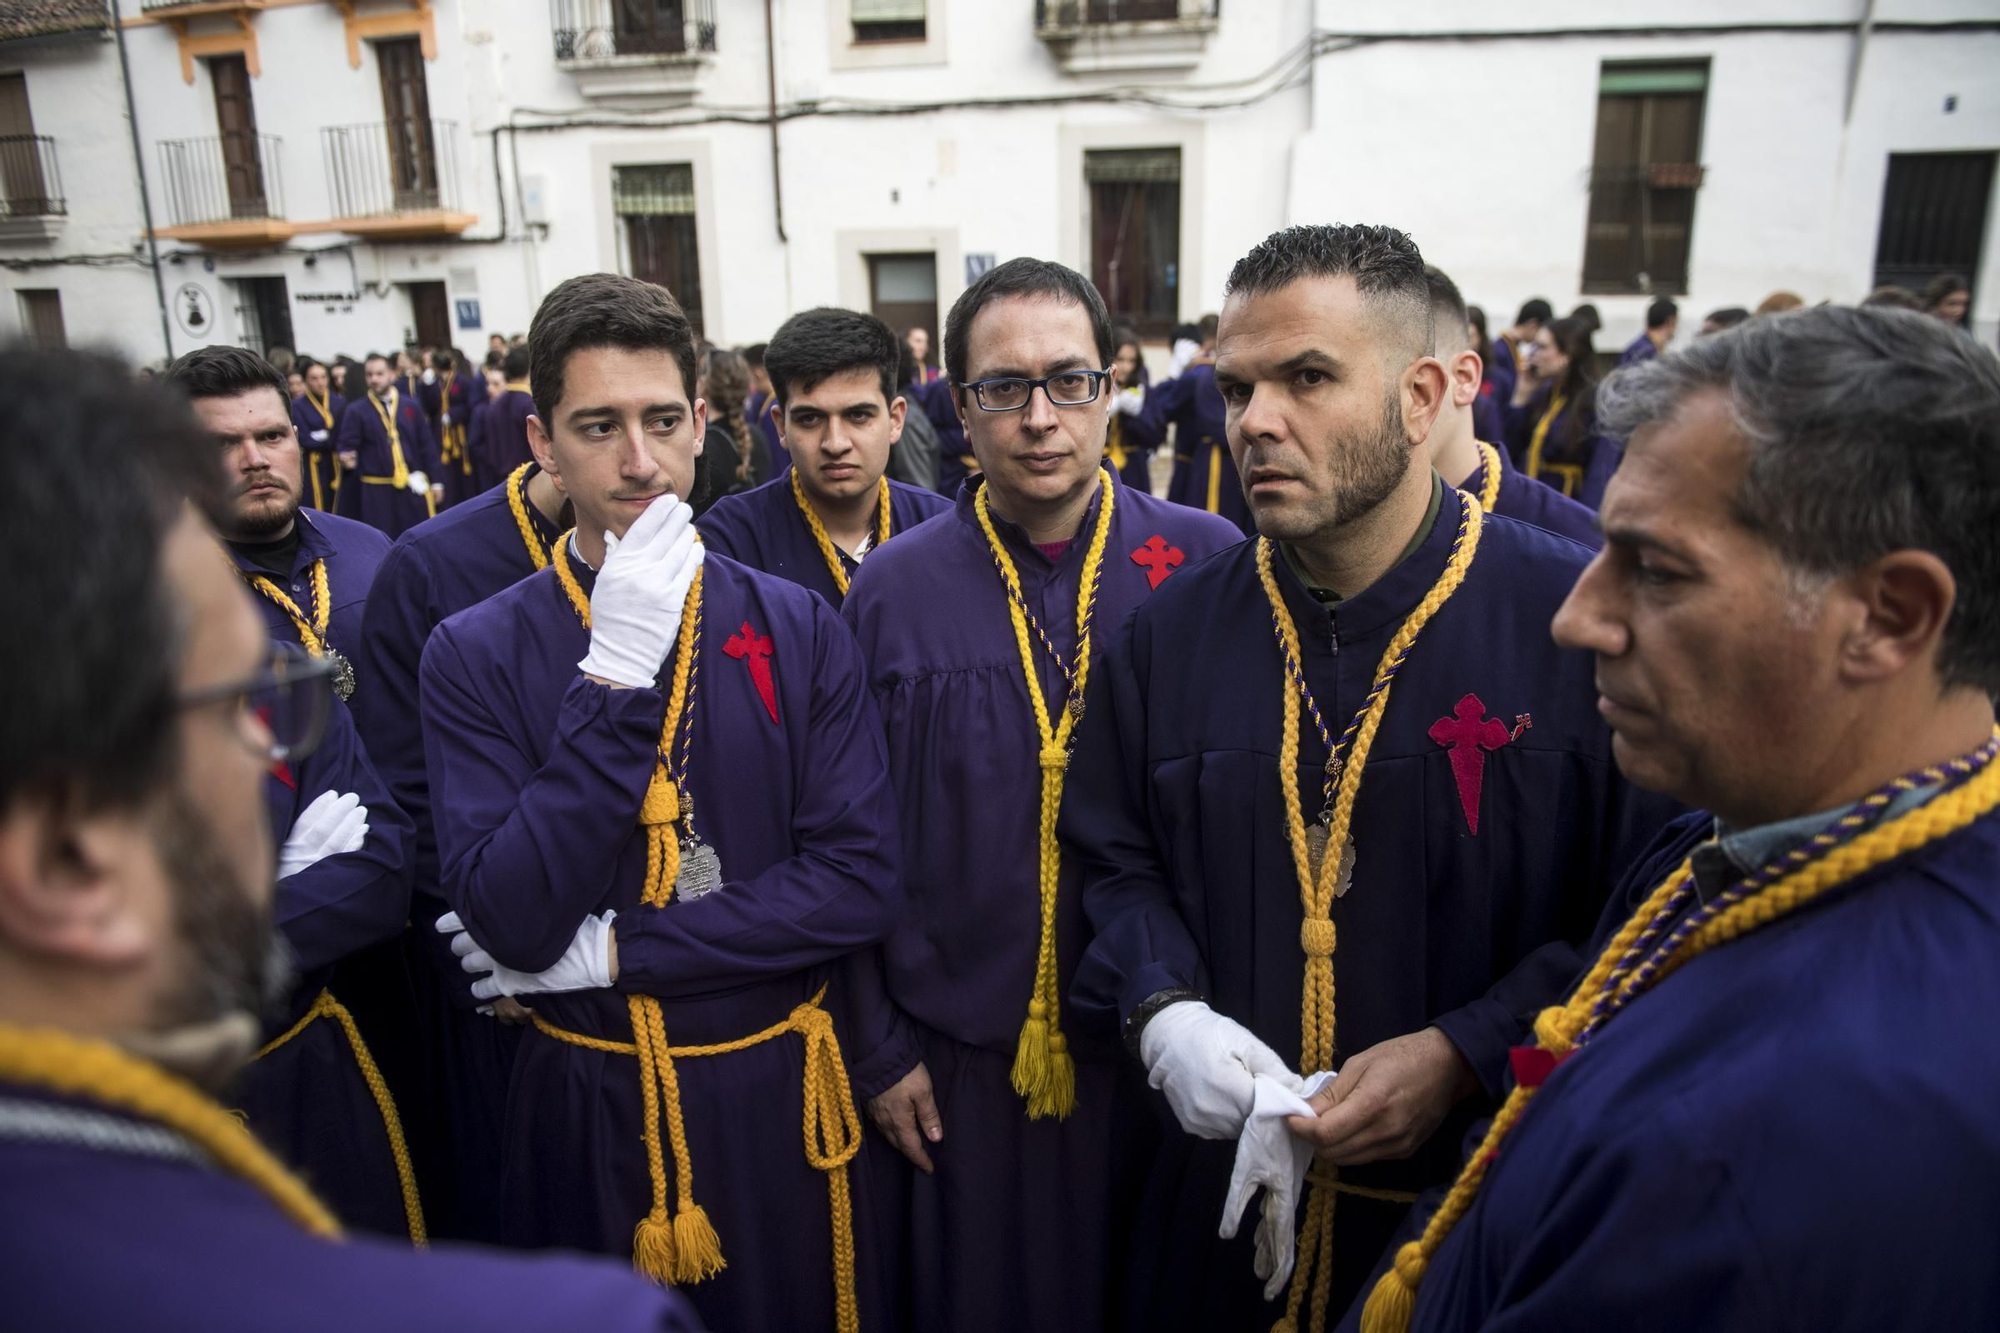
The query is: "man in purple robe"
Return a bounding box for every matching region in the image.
[699,307,950,609]
[742,342,794,476]
[475,347,538,495]
[1616,297,1677,369]
[1061,225,1678,1331]
[420,351,478,507]
[424,275,899,1333]
[1142,313,1254,534]
[1487,298,1549,407]
[913,373,976,496]
[334,353,443,540]
[840,258,1244,1333]
[291,359,346,513]
[351,457,567,1241]
[0,347,703,1332]
[1423,267,1600,549]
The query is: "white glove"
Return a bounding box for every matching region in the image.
[1113,386,1145,416]
[1222,1070,1334,1299]
[435,910,615,1001]
[1139,1000,1299,1140]
[277,790,369,880]
[406,470,431,496]
[575,497,704,688]
[1170,337,1201,378]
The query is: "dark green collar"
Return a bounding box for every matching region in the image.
[1281,471,1444,605]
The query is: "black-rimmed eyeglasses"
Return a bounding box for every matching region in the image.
[959,369,1113,412]
[178,642,337,764]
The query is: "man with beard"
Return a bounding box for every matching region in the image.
[165,345,422,1239]
[1061,225,1677,1331]
[839,258,1242,1333]
[335,353,444,538]
[291,359,346,512]
[0,347,703,1330]
[698,307,950,609]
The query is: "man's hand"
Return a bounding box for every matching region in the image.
[1285,1027,1476,1165]
[491,996,534,1025]
[866,1063,943,1173]
[338,450,358,470]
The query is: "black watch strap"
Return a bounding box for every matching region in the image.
[1123,986,1205,1062]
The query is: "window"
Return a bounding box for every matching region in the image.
[866,253,938,355]
[208,55,268,219]
[377,37,439,210]
[1582,62,1708,296]
[614,164,704,335]
[853,0,925,43]
[614,0,692,55]
[1873,151,1994,294]
[234,277,294,356]
[1085,147,1180,337]
[18,289,63,348]
[0,73,58,218]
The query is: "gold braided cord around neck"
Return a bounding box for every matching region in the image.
[0,1023,340,1238]
[974,476,1116,1120]
[369,390,411,489]
[791,469,893,598]
[1472,441,1503,513]
[304,387,334,429]
[1257,490,1484,1333]
[1359,743,2000,1333]
[242,558,333,658]
[506,464,553,572]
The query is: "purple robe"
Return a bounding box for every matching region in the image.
[350,469,566,1241]
[420,371,478,507]
[1143,362,1253,535]
[1487,335,1519,405]
[226,508,388,686]
[333,391,441,540]
[1105,366,1156,495]
[0,1080,704,1332]
[1470,385,1505,452]
[291,391,346,513]
[422,551,901,1333]
[744,389,792,477]
[1464,444,1602,550]
[911,378,973,497]
[697,475,951,609]
[475,388,538,496]
[1616,331,1660,368]
[1063,491,1682,1329]
[838,475,1244,1333]
[1501,384,1606,505]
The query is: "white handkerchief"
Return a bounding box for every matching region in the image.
[1221,1069,1335,1300]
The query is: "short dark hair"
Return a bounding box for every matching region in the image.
[1424,264,1472,355]
[1515,298,1553,326]
[1225,223,1432,357]
[1645,298,1679,330]
[1703,307,1752,332]
[160,344,288,412]
[1,348,222,815]
[430,350,454,371]
[740,342,767,371]
[764,306,900,408]
[527,274,695,424]
[944,256,1113,388]
[1196,313,1219,343]
[502,346,531,382]
[1599,304,2000,694]
[364,351,391,369]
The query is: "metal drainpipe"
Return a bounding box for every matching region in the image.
[763,0,786,245]
[111,0,174,362]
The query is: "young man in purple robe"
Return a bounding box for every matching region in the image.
[741,342,793,477]
[291,359,346,512]
[1422,267,1600,549]
[1061,225,1678,1332]
[334,353,443,539]
[420,350,478,506]
[423,274,900,1333]
[698,307,950,609]
[1368,305,2000,1333]
[1616,297,1677,369]
[0,348,703,1332]
[1142,313,1254,534]
[839,258,1243,1333]
[475,347,538,494]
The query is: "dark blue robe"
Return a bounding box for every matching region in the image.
[911,378,973,497]
[744,389,792,477]
[1615,332,1660,369]
[1578,437,1624,512]
[1470,386,1505,453]
[1145,362,1253,535]
[351,469,566,1242]
[1501,385,1605,505]
[422,551,900,1333]
[0,1078,704,1332]
[291,391,346,513]
[1487,336,1518,406]
[420,371,477,507]
[1407,808,2000,1332]
[334,391,441,540]
[839,476,1244,1333]
[697,475,951,610]
[1466,443,1602,550]
[1064,496,1681,1330]
[475,388,537,497]
[226,508,388,687]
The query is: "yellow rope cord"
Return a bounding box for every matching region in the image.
[505,463,553,572]
[1359,749,2000,1333]
[1206,442,1224,514]
[0,1021,341,1237]
[303,387,337,511]
[367,389,411,491]
[1257,493,1484,1333]
[790,469,893,599]
[241,558,332,658]
[1472,442,1503,513]
[1522,393,1566,489]
[1106,415,1127,475]
[251,987,426,1245]
[973,477,1116,1119]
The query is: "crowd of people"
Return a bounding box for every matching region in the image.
[4,225,1998,1333]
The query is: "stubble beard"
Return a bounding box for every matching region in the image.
[152,790,293,1040]
[1251,391,1412,541]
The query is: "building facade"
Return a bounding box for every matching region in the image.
[0,0,1992,368]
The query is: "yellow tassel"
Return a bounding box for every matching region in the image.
[1270,1320,1299,1333]
[632,1207,678,1283]
[1039,1029,1076,1120]
[672,1202,726,1282]
[1010,998,1052,1102]
[1357,1244,1424,1333]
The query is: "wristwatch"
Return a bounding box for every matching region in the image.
[1123,985,1206,1062]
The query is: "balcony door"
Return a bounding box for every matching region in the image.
[376,38,438,210]
[615,0,689,55]
[0,75,50,216]
[209,56,266,219]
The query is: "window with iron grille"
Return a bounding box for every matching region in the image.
[1872,151,1994,295]
[614,164,704,335]
[1582,62,1708,296]
[1086,147,1181,338]
[853,0,924,43]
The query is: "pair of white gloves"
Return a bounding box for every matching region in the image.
[1140,1001,1335,1300]
[434,911,616,1003]
[577,497,705,689]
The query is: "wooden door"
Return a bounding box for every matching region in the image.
[376,39,437,209]
[867,253,938,363]
[19,289,64,348]
[406,281,451,349]
[209,56,265,218]
[0,74,48,215]
[614,0,687,55]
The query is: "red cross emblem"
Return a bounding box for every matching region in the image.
[1426,693,1531,835]
[723,621,780,725]
[1130,534,1185,590]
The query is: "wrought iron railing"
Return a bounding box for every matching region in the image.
[321,119,462,216]
[0,135,64,218]
[1035,0,1217,26]
[157,133,283,226]
[551,0,718,60]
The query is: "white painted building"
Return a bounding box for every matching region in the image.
[0,0,1992,368]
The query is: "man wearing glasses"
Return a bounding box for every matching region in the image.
[0,348,701,1330]
[839,258,1242,1333]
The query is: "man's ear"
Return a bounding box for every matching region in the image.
[1402,357,1450,445]
[888,394,908,444]
[0,793,155,969]
[1448,349,1483,408]
[526,414,561,486]
[1837,550,1958,686]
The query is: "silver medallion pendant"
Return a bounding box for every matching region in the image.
[328,648,357,703]
[674,835,723,902]
[1304,823,1357,898]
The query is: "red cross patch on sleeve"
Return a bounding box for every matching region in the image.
[1130,535,1185,590]
[723,622,780,725]
[1427,693,1531,834]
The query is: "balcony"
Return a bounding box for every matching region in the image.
[321,119,474,240]
[153,133,296,248]
[0,135,65,239]
[551,0,717,104]
[1034,0,1219,76]
[140,0,266,13]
